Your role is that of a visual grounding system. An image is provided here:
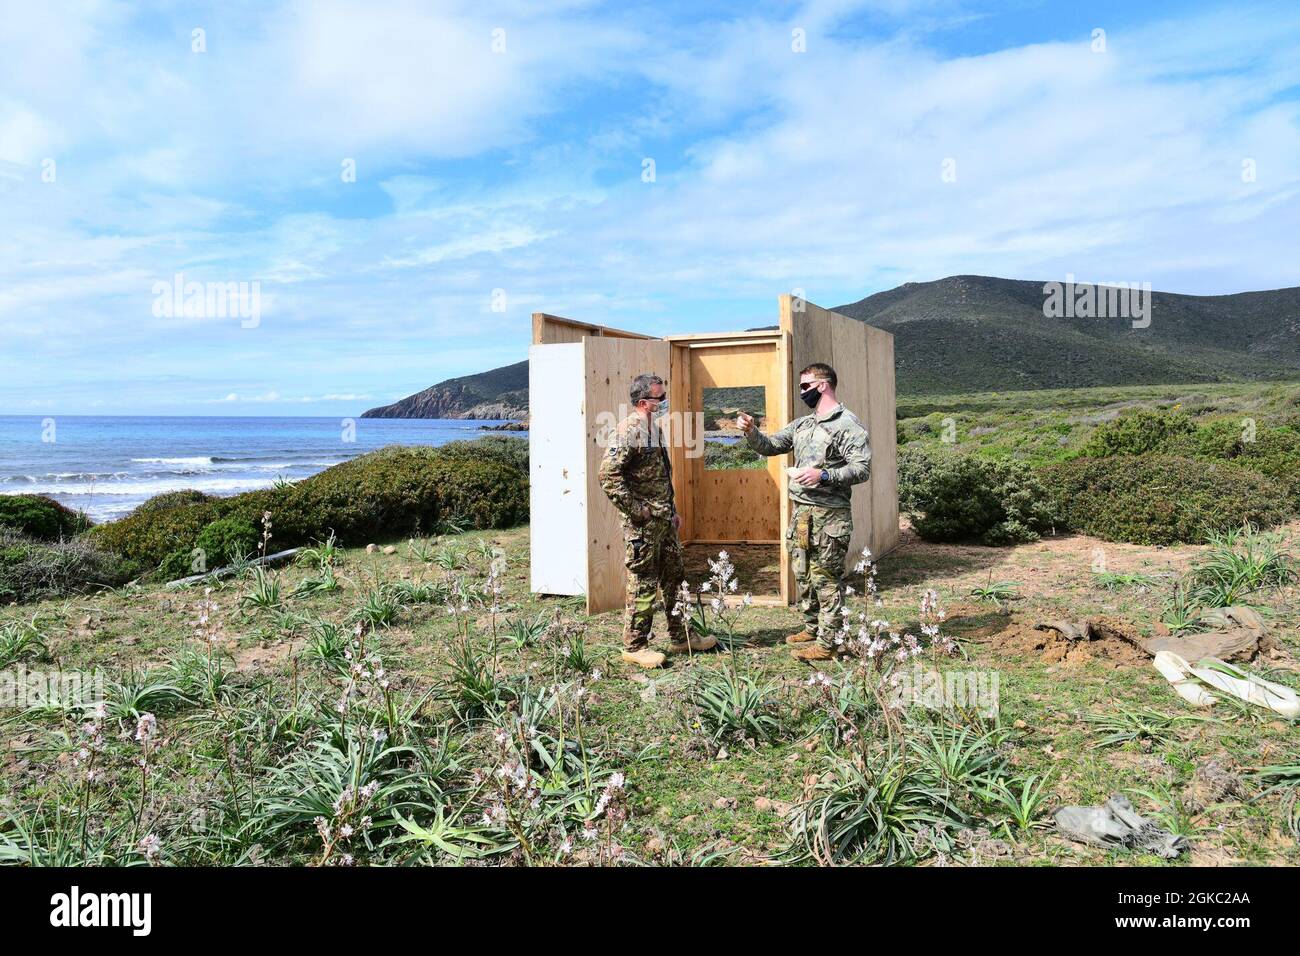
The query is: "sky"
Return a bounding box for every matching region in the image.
[1,0,1298,416]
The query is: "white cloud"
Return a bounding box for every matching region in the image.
[1,2,1298,415]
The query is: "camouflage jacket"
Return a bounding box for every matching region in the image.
[745,403,871,509]
[598,413,677,525]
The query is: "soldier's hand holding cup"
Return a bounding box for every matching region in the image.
[735,412,756,434]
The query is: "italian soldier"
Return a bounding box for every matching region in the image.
[599,373,718,669]
[737,363,872,661]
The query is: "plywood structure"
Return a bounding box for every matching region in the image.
[529,300,898,614]
[781,296,899,581]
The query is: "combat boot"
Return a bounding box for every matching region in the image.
[621,647,667,669]
[668,634,718,655]
[785,630,816,645]
[792,643,844,663]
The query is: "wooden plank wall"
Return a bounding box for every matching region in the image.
[533,313,654,345]
[779,296,899,572]
[582,335,673,615]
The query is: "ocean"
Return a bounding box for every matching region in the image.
[0,416,515,523]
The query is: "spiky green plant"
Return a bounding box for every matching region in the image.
[240,566,283,613]
[789,750,964,865]
[1082,705,1208,748]
[692,667,782,742]
[977,773,1054,835]
[0,615,49,668]
[969,581,1019,603]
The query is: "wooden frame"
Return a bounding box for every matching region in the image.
[529,300,898,614]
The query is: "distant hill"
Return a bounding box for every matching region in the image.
[360,360,528,420]
[833,275,1300,394]
[361,277,1300,418]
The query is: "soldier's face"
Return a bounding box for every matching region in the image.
[799,376,825,407]
[639,386,668,415]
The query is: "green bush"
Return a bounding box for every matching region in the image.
[1167,418,1300,511]
[91,443,529,574]
[130,489,215,515]
[435,436,529,473]
[704,442,765,470]
[1078,408,1196,458]
[898,446,1057,546]
[0,495,90,541]
[1041,455,1291,546]
[196,516,259,565]
[0,528,127,603]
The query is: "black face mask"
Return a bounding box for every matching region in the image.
[800,384,822,409]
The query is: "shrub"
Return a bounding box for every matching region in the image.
[1041,455,1290,545]
[196,517,259,566]
[157,516,260,581]
[130,489,215,515]
[0,495,90,541]
[435,436,529,473]
[1168,418,1300,512]
[91,444,529,573]
[0,528,128,603]
[1078,408,1196,458]
[704,442,764,470]
[898,446,1057,546]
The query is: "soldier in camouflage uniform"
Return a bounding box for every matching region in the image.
[599,373,718,669]
[738,363,872,661]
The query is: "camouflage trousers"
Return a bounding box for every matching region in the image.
[787,504,852,649]
[621,517,687,650]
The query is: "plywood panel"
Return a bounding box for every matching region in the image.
[693,471,781,541]
[583,336,673,615]
[686,340,783,546]
[667,343,694,542]
[865,325,899,558]
[781,295,834,395]
[533,313,653,345]
[528,344,588,595]
[829,310,873,569]
[783,296,899,572]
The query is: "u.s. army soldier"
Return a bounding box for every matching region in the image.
[737,362,871,661]
[599,373,718,669]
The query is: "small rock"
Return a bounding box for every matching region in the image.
[366,544,378,553]
[645,836,665,855]
[382,545,397,555]
[754,797,773,813]
[1013,719,1027,729]
[713,797,736,810]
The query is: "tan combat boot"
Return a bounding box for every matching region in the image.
[792,643,842,662]
[622,647,667,669]
[785,630,816,645]
[669,634,718,655]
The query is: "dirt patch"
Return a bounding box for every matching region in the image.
[684,543,780,596]
[232,641,292,673]
[978,612,1151,667]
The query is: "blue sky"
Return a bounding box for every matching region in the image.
[2,0,1298,416]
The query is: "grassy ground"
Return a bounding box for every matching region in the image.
[897,380,1300,465]
[2,515,1296,866]
[2,379,1297,866]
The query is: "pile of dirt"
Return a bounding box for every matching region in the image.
[982,613,1151,667]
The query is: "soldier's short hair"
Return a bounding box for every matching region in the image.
[800,362,837,390]
[630,373,665,404]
